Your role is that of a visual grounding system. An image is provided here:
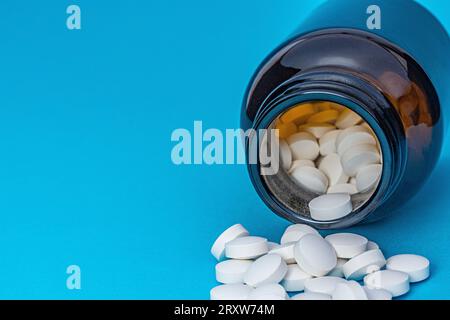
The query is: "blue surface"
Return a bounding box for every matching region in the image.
[0,0,448,299]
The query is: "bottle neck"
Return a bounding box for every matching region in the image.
[249,70,407,228]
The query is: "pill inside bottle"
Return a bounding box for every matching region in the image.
[259,101,383,223]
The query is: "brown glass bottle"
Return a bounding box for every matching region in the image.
[242,0,449,228]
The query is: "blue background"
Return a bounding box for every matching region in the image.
[0,0,448,299]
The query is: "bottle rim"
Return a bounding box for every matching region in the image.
[246,70,407,229]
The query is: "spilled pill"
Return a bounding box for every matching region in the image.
[268,242,296,264]
[215,259,253,284]
[211,224,249,260]
[327,258,348,278]
[210,284,253,300]
[225,236,268,260]
[244,254,288,287]
[325,233,368,259]
[294,234,337,277]
[281,264,313,292]
[332,280,368,300]
[364,270,410,297]
[386,254,430,283]
[291,292,332,300]
[343,249,386,280]
[280,224,320,244]
[267,242,280,250]
[247,283,288,300]
[367,241,380,250]
[363,287,393,300]
[304,276,347,295]
[209,223,431,300]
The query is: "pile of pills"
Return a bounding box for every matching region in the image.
[271,102,383,221]
[210,223,430,300]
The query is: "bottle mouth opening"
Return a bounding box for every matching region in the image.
[248,90,399,229]
[262,99,383,218]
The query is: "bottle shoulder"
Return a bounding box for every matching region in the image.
[243,29,439,130]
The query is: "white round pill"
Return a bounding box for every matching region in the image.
[332,281,368,300]
[291,166,328,194]
[337,131,377,156]
[280,224,320,244]
[386,254,430,283]
[211,224,250,260]
[308,193,353,221]
[225,236,268,260]
[335,125,369,146]
[335,109,362,129]
[299,123,335,139]
[279,139,292,171]
[291,292,332,300]
[215,260,253,284]
[363,287,393,300]
[267,242,280,250]
[247,283,288,300]
[366,241,379,251]
[341,144,381,177]
[327,258,348,278]
[244,254,288,287]
[356,164,382,193]
[288,159,315,174]
[318,153,349,186]
[294,233,337,277]
[287,132,320,160]
[325,233,368,259]
[343,249,386,280]
[364,270,410,297]
[268,242,296,264]
[210,284,253,300]
[327,183,358,195]
[281,264,313,292]
[304,276,347,295]
[319,129,341,156]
